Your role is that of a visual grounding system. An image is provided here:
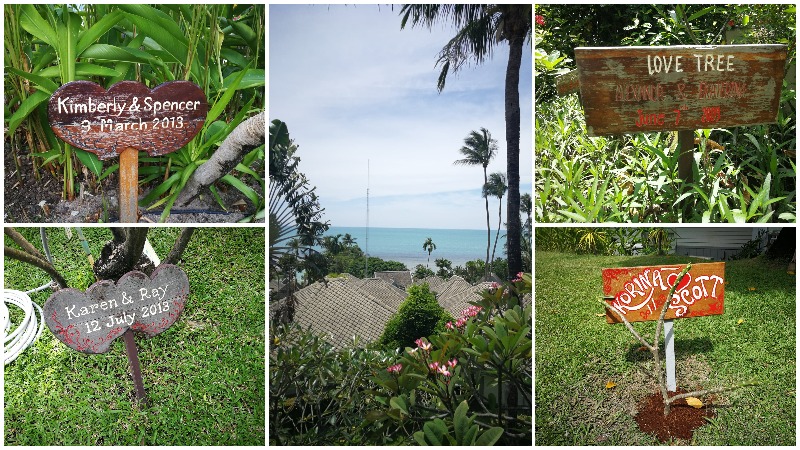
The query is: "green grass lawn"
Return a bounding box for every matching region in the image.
[535,251,795,445]
[4,227,265,445]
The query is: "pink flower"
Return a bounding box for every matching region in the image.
[437,365,451,377]
[408,347,418,355]
[513,272,524,282]
[456,318,467,328]
[420,341,432,351]
[387,363,402,374]
[429,362,440,371]
[535,15,545,27]
[415,338,424,347]
[447,359,458,368]
[445,321,454,330]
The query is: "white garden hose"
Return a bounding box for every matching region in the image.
[2,289,45,365]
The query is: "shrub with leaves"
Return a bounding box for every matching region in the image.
[378,284,452,351]
[368,274,532,445]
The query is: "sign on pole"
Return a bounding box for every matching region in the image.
[574,45,786,136]
[602,262,725,323]
[44,264,189,354]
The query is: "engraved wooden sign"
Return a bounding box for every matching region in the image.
[48,81,208,160]
[574,45,786,136]
[602,262,725,323]
[43,265,189,354]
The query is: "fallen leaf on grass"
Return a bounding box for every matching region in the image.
[686,397,703,408]
[637,346,648,352]
[595,313,606,317]
[605,380,616,389]
[737,318,744,325]
[748,287,756,291]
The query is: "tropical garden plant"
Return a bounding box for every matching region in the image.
[5,4,265,221]
[269,274,532,445]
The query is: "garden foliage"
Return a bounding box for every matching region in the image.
[269,275,532,445]
[5,5,265,219]
[534,5,796,223]
[378,284,452,352]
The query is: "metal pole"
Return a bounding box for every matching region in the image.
[119,147,139,223]
[123,329,148,404]
[664,319,676,392]
[677,130,695,220]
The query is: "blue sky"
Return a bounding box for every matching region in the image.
[270,5,532,230]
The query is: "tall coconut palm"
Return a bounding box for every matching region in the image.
[422,237,437,268]
[484,171,507,265]
[400,4,531,280]
[455,128,497,278]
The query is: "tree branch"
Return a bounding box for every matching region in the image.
[4,227,47,261]
[163,227,195,265]
[176,112,265,207]
[4,246,67,289]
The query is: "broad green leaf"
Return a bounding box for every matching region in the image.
[121,11,186,64]
[453,400,469,444]
[7,90,49,135]
[74,149,103,176]
[76,10,124,54]
[221,175,260,206]
[206,66,248,125]
[222,69,265,90]
[475,427,504,446]
[5,67,59,94]
[19,5,57,47]
[389,396,408,415]
[220,48,249,68]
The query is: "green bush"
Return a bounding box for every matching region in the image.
[379,284,452,351]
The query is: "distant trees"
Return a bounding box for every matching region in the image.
[400,4,531,281]
[422,237,436,268]
[454,128,498,279]
[484,172,507,265]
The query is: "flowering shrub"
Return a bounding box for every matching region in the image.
[378,283,453,351]
[368,273,532,444]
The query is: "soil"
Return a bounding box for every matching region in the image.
[635,388,715,442]
[5,141,263,223]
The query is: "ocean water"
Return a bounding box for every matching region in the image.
[324,226,506,270]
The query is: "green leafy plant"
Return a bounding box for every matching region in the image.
[378,284,452,351]
[413,400,504,445]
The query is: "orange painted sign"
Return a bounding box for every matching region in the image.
[602,262,725,323]
[574,45,786,136]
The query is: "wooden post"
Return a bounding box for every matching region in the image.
[119,147,139,223]
[677,130,694,184]
[664,320,676,391]
[123,329,148,404]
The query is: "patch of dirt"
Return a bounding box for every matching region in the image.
[5,141,263,223]
[635,388,715,442]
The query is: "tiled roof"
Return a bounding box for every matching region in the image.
[274,274,532,347]
[374,271,414,289]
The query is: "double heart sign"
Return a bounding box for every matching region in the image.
[44,264,189,354]
[48,80,208,160]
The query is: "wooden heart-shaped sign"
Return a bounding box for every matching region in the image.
[43,264,189,354]
[48,80,208,160]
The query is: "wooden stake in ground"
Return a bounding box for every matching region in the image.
[47,80,208,222]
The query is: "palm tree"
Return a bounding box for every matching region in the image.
[422,237,437,268]
[400,4,531,280]
[484,172,507,266]
[455,128,497,278]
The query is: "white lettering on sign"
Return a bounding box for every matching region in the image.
[611,268,724,318]
[59,96,198,134]
[63,284,170,334]
[647,55,684,75]
[693,54,735,72]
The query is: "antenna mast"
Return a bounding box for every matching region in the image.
[365,159,369,278]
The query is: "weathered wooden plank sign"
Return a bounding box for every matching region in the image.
[48,80,208,160]
[574,45,786,136]
[43,264,189,354]
[602,262,725,323]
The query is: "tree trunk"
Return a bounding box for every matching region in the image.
[491,198,503,264]
[483,168,491,279]
[504,16,524,281]
[94,228,151,281]
[176,112,266,207]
